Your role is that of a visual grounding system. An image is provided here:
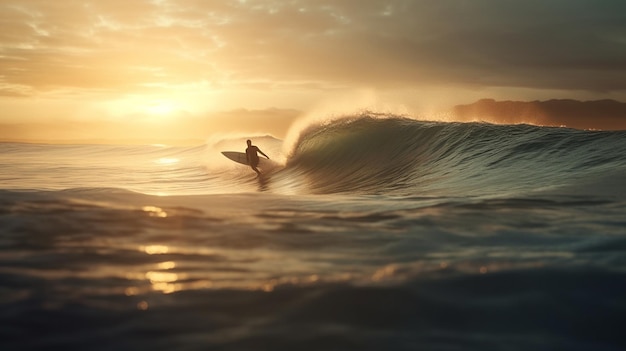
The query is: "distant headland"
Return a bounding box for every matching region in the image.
[452,99,626,130]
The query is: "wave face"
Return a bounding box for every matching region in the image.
[279,115,626,196]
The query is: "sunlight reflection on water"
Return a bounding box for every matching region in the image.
[155,157,180,165]
[142,206,168,217]
[140,244,170,254]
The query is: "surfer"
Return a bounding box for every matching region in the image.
[245,139,269,175]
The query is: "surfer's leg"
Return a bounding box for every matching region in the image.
[250,157,260,175]
[251,164,261,175]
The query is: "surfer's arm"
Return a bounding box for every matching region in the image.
[259,149,269,159]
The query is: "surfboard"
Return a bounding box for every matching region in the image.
[222,151,269,166]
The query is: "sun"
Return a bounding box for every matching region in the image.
[103,91,211,123]
[144,99,177,116]
[104,96,184,119]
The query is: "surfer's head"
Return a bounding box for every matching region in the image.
[246,139,252,146]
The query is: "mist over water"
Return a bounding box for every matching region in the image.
[1,114,626,350]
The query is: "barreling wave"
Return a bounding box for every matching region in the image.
[276,114,626,197]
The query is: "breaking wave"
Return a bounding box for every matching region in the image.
[276,115,626,196]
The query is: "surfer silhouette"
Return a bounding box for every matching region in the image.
[245,139,269,176]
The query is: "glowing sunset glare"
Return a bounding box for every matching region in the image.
[1,0,625,143]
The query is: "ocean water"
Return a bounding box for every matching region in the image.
[1,115,625,350]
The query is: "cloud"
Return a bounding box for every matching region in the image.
[1,0,625,97]
[202,0,626,91]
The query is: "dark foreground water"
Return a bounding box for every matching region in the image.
[1,116,625,350]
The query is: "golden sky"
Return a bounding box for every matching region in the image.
[1,0,625,142]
